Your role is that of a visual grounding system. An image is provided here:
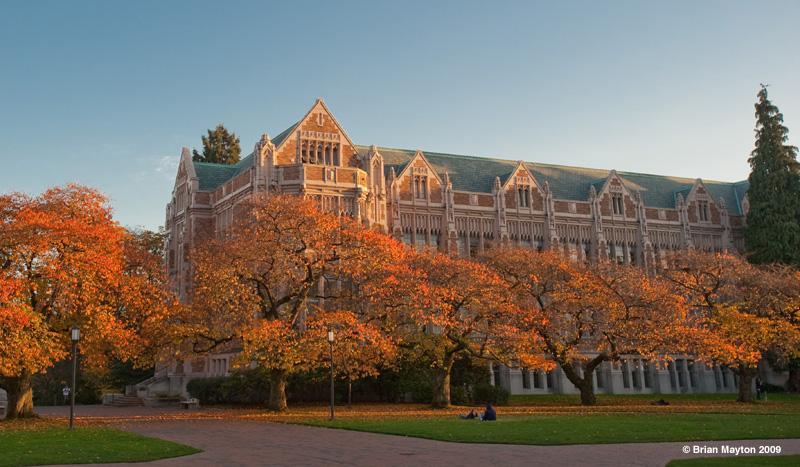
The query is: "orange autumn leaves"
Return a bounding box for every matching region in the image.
[187,195,406,409]
[662,251,800,400]
[187,194,800,407]
[0,185,177,379]
[0,280,60,377]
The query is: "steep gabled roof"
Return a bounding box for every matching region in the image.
[193,151,254,191]
[360,145,749,215]
[271,122,298,148]
[363,146,520,193]
[185,111,749,214]
[732,180,750,213]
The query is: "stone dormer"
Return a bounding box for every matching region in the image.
[593,170,636,220]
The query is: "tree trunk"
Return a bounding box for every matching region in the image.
[578,380,597,405]
[786,367,800,393]
[267,370,288,411]
[3,371,35,419]
[736,367,756,403]
[432,364,453,408]
[347,379,352,407]
[560,362,597,406]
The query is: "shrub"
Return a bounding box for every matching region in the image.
[187,368,272,405]
[222,368,272,404]
[472,382,510,405]
[32,359,103,406]
[450,384,469,405]
[763,383,786,393]
[186,376,228,404]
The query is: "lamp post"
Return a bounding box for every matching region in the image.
[327,328,335,421]
[69,326,80,430]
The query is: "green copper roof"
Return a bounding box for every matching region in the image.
[193,152,254,191]
[271,123,297,148]
[358,145,749,215]
[191,142,748,215]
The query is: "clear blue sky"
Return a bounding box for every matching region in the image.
[2,0,798,230]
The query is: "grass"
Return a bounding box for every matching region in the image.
[302,412,800,445]
[667,455,800,466]
[0,427,200,467]
[508,392,800,407]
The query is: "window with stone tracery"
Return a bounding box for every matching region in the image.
[301,139,341,166]
[698,200,710,222]
[518,186,530,207]
[612,193,624,216]
[414,175,428,200]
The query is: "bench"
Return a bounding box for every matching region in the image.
[179,398,199,409]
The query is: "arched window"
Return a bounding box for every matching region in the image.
[414,176,428,200]
[372,161,381,186]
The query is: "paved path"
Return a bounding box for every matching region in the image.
[36,406,800,467]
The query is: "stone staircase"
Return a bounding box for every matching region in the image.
[106,395,145,407]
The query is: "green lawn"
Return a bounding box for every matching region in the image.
[508,392,800,407]
[667,455,800,466]
[303,413,800,445]
[0,427,200,467]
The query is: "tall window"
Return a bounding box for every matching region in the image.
[301,140,340,166]
[612,193,624,215]
[698,200,710,222]
[687,359,697,387]
[533,370,543,388]
[622,360,631,389]
[632,360,641,389]
[668,361,677,390]
[677,359,687,388]
[518,186,530,207]
[521,369,531,389]
[414,176,428,200]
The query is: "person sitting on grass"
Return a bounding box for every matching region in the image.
[481,402,496,421]
[459,409,479,420]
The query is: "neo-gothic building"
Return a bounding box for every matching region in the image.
[138,99,784,400]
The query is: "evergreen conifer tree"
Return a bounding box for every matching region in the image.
[192,124,241,165]
[745,85,800,266]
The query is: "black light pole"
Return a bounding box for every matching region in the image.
[69,326,80,430]
[327,328,335,421]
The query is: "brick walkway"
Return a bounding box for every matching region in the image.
[36,406,800,467]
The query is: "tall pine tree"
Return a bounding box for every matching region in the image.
[192,124,241,165]
[745,85,800,266]
[745,86,800,393]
